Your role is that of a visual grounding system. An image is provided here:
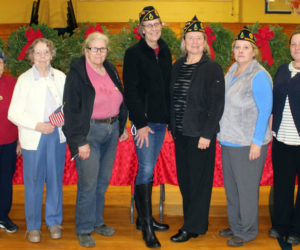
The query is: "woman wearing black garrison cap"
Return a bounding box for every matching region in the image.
[123,6,172,248]
[169,16,225,243]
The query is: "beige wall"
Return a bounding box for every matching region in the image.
[0,0,298,26]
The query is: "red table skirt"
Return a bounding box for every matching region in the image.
[13,129,274,187]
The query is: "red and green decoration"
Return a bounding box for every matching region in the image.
[61,23,113,72]
[6,24,64,77]
[248,23,291,78]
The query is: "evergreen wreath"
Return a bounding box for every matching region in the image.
[6,24,64,77]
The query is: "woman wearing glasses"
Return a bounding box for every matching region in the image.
[63,32,128,248]
[8,38,66,243]
[123,6,172,249]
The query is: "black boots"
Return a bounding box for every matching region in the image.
[136,216,169,232]
[135,183,164,248]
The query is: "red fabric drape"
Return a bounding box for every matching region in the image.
[13,128,274,187]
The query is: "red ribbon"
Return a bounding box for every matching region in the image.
[133,26,141,40]
[254,26,274,66]
[84,24,103,38]
[205,26,216,60]
[291,1,300,9]
[17,27,43,60]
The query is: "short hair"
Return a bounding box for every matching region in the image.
[231,40,260,61]
[137,18,162,39]
[289,30,300,44]
[82,32,110,54]
[26,38,56,65]
[180,32,211,57]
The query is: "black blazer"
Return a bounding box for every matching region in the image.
[170,54,225,139]
[62,56,128,157]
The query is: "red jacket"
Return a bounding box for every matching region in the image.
[0,75,18,145]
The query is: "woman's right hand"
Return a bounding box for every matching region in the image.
[35,122,55,134]
[78,144,90,160]
[135,126,154,148]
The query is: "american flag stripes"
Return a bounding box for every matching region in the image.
[49,105,64,127]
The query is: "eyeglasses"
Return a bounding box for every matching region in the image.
[86,47,108,54]
[143,22,162,29]
[34,50,51,57]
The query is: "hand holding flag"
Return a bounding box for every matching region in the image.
[49,105,64,127]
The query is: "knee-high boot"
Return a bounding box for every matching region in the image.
[135,183,161,248]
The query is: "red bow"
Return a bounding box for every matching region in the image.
[205,26,216,60]
[17,27,43,60]
[254,26,274,66]
[84,24,103,38]
[133,26,141,40]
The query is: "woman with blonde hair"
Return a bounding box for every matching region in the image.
[170,16,225,243]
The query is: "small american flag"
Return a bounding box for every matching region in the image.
[49,105,64,127]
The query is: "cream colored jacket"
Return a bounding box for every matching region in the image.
[8,67,66,150]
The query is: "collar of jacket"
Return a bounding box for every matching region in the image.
[70,56,119,88]
[175,53,210,69]
[227,59,259,80]
[138,38,168,54]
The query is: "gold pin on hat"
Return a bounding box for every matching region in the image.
[0,95,3,101]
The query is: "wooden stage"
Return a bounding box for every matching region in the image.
[0,185,298,250]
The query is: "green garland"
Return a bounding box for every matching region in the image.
[109,20,181,67]
[2,22,294,77]
[6,24,64,77]
[0,37,4,52]
[210,23,234,72]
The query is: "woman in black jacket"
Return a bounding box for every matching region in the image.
[169,16,225,243]
[63,32,128,248]
[123,6,171,249]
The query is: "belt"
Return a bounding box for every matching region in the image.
[90,116,118,124]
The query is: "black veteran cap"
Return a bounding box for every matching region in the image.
[184,16,204,34]
[236,26,256,45]
[139,6,160,23]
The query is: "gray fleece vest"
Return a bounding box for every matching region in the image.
[217,60,271,146]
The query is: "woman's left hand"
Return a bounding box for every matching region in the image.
[119,129,129,142]
[249,143,261,161]
[198,137,211,150]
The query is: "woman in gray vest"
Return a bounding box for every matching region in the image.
[169,16,225,243]
[217,27,272,247]
[268,30,300,245]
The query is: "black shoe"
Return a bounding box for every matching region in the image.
[287,234,300,245]
[269,228,281,238]
[136,217,169,232]
[0,220,18,233]
[170,230,198,243]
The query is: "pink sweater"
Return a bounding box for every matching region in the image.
[86,61,123,119]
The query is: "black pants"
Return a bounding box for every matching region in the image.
[174,133,216,234]
[272,138,300,237]
[0,141,17,221]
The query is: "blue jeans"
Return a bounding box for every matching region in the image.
[22,128,66,231]
[134,123,166,185]
[75,121,119,234]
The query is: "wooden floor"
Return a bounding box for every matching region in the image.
[0,185,299,250]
